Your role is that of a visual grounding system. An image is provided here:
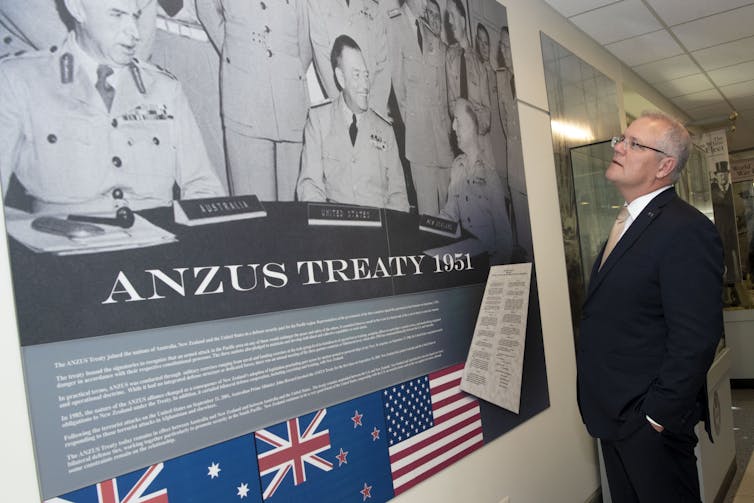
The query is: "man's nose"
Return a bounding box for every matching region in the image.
[123,14,141,41]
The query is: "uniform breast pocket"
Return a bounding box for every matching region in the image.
[33,117,106,199]
[322,148,345,179]
[120,121,175,195]
[405,55,423,83]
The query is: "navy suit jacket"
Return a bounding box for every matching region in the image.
[577,187,723,441]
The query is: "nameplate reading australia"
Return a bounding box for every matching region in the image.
[306,203,382,227]
[174,195,267,226]
[418,214,460,238]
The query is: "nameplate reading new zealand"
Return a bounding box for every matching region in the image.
[419,214,460,238]
[307,203,382,227]
[174,195,266,226]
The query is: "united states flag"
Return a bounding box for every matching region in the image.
[383,363,483,495]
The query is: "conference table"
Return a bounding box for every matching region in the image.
[8,202,490,346]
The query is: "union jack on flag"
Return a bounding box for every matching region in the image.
[46,464,168,503]
[95,464,168,503]
[255,409,332,499]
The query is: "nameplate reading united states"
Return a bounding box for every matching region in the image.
[174,195,267,226]
[307,203,382,227]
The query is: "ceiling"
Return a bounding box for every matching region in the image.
[543,0,754,154]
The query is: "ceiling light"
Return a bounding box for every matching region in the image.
[550,120,594,142]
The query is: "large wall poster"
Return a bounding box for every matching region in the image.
[0,0,549,501]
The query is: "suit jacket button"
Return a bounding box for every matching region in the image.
[112,188,124,199]
[152,137,160,145]
[266,49,273,58]
[47,134,57,143]
[112,156,122,168]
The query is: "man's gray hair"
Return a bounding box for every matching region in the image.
[640,111,692,182]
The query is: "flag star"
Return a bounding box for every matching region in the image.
[207,462,221,479]
[351,410,364,428]
[360,482,373,501]
[371,427,380,441]
[336,447,349,466]
[237,483,249,498]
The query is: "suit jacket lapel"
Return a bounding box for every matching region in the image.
[585,188,676,302]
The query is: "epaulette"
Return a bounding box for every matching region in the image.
[372,108,392,125]
[387,8,401,18]
[149,61,178,80]
[310,98,333,109]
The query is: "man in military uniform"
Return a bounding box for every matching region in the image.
[197,0,311,201]
[387,0,453,216]
[476,23,507,174]
[152,0,226,191]
[425,0,443,40]
[0,0,224,215]
[445,0,491,157]
[297,35,408,212]
[441,98,512,264]
[307,0,391,118]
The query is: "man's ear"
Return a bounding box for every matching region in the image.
[64,0,86,25]
[656,156,677,180]
[334,66,344,92]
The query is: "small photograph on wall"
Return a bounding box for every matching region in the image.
[0,0,548,500]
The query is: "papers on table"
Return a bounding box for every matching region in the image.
[5,209,176,255]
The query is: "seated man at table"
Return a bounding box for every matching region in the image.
[0,0,225,216]
[297,35,409,212]
[441,98,512,264]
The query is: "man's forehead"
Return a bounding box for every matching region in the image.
[82,0,151,12]
[341,47,366,68]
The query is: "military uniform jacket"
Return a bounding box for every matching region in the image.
[307,0,390,117]
[446,43,491,134]
[297,95,409,211]
[197,0,311,142]
[441,152,512,262]
[0,36,224,214]
[387,6,453,168]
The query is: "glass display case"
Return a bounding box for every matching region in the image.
[569,140,621,287]
[569,142,713,287]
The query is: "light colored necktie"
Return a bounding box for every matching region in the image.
[600,206,629,269]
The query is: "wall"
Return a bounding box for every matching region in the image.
[0,0,689,501]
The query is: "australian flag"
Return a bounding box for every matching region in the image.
[48,435,263,503]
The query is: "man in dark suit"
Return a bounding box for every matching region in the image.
[577,111,723,502]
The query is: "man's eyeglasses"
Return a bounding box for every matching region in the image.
[611,135,671,157]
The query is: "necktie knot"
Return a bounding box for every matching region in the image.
[349,113,358,146]
[95,64,115,112]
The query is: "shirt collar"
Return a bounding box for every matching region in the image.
[69,32,125,90]
[339,93,364,126]
[404,4,419,27]
[625,185,673,221]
